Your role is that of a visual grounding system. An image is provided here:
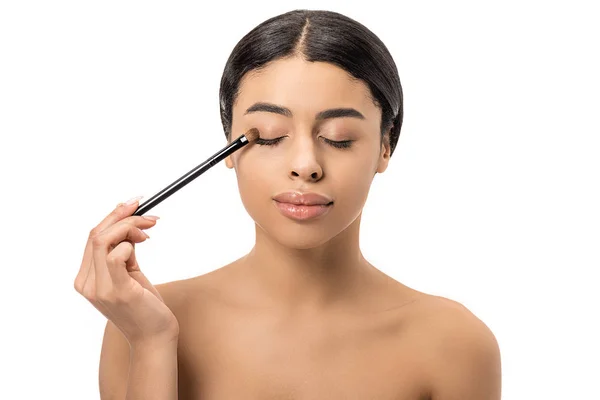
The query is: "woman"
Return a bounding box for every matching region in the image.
[75,9,501,399]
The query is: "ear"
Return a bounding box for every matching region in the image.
[225,155,234,169]
[376,130,391,174]
[224,133,235,169]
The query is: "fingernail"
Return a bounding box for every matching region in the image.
[142,215,160,220]
[125,195,144,205]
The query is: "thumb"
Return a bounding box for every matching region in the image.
[126,244,165,302]
[129,270,164,302]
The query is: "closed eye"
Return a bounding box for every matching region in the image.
[322,138,353,149]
[255,136,354,149]
[255,137,285,146]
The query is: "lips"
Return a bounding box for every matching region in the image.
[272,191,333,206]
[272,191,334,221]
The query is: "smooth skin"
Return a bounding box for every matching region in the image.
[74,197,179,399]
[77,56,501,399]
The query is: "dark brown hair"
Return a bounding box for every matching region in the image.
[219,9,403,156]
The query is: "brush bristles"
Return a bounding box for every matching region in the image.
[244,128,260,142]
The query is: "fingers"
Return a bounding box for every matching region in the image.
[74,196,144,293]
[92,217,157,252]
[92,219,155,294]
[75,194,159,305]
[121,248,161,299]
[106,241,136,289]
[74,239,95,293]
[95,196,145,238]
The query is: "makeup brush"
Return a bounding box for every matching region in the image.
[132,128,260,216]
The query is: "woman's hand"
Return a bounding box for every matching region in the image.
[74,196,179,347]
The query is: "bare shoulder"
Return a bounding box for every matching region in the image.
[414,295,500,358]
[413,294,492,327]
[412,294,502,399]
[153,268,225,312]
[152,262,239,319]
[153,276,202,309]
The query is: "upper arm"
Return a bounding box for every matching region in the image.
[99,320,131,400]
[429,304,502,400]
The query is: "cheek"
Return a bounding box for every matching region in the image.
[346,169,374,202]
[331,156,377,212]
[233,154,277,209]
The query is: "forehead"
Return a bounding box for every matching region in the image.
[234,57,380,120]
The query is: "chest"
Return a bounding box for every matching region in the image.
[175,307,432,399]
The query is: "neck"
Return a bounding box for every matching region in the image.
[239,213,377,313]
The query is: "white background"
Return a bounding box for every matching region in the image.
[1,1,598,398]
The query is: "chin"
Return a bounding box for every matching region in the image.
[242,198,363,250]
[258,221,338,249]
[255,212,363,250]
[276,234,334,250]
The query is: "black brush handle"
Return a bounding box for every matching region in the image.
[133,135,249,216]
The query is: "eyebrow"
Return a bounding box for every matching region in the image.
[244,102,365,121]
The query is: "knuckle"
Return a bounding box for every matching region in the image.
[89,227,100,239]
[135,215,150,223]
[112,204,126,215]
[91,236,102,247]
[73,278,84,294]
[106,252,121,265]
[114,209,128,221]
[82,286,96,302]
[91,232,105,247]
[130,216,149,227]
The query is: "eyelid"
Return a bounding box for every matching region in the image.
[322,137,352,143]
[256,136,350,142]
[254,135,354,149]
[255,136,285,145]
[322,137,353,149]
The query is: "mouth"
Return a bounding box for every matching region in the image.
[272,200,333,221]
[274,200,334,206]
[272,191,334,206]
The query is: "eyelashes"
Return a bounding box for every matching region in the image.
[255,136,354,149]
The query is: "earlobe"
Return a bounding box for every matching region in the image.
[376,133,391,174]
[376,155,390,174]
[225,155,234,169]
[224,133,236,169]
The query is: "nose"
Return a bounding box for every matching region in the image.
[288,138,324,182]
[290,167,322,181]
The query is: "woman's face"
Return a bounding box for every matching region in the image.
[225,56,391,249]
